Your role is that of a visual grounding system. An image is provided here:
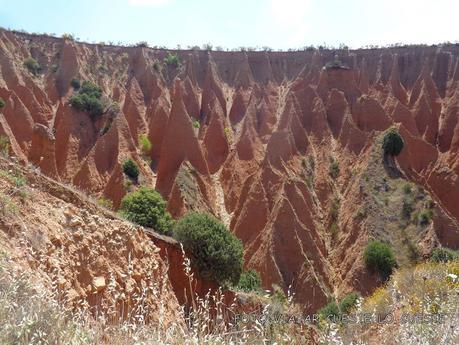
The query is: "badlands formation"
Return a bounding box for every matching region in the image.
[0,29,458,315]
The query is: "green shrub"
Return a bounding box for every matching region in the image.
[193,120,200,129]
[418,209,433,226]
[402,183,412,194]
[70,78,81,90]
[62,33,74,40]
[51,64,59,73]
[174,212,244,286]
[138,134,152,156]
[319,301,340,319]
[364,240,397,280]
[120,187,173,235]
[97,197,113,210]
[0,97,5,109]
[339,292,360,314]
[329,159,340,179]
[164,52,180,67]
[0,136,9,155]
[122,159,140,181]
[24,57,41,75]
[69,81,104,118]
[136,41,149,48]
[382,128,404,156]
[430,247,459,263]
[236,269,262,293]
[80,81,102,98]
[402,197,414,219]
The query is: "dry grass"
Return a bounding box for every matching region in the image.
[319,261,459,344]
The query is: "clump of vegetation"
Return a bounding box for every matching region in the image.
[163,52,180,67]
[97,197,113,210]
[193,120,200,129]
[319,300,340,319]
[120,187,174,235]
[152,60,161,72]
[174,212,244,286]
[324,55,349,70]
[339,292,360,314]
[418,209,433,226]
[50,64,58,73]
[402,183,412,194]
[138,134,152,157]
[62,33,74,40]
[329,157,340,179]
[401,196,414,219]
[319,292,360,320]
[236,269,262,293]
[0,97,5,109]
[122,158,140,181]
[24,57,41,75]
[430,247,458,263]
[135,41,149,48]
[364,240,397,280]
[70,78,81,90]
[69,80,104,118]
[382,127,404,156]
[0,136,9,156]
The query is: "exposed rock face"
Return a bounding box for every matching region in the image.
[1,29,459,313]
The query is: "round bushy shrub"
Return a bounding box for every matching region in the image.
[364,240,397,280]
[236,269,262,293]
[120,187,174,235]
[382,128,404,156]
[174,212,244,286]
[0,97,5,109]
[122,159,140,181]
[69,80,104,118]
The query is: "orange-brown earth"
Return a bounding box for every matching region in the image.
[1,30,458,313]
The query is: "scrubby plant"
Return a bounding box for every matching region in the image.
[70,78,81,90]
[401,196,414,219]
[80,80,102,98]
[0,97,5,109]
[0,136,9,156]
[69,80,104,118]
[382,127,404,156]
[430,247,459,263]
[339,292,360,314]
[120,187,174,235]
[236,269,262,293]
[193,120,200,129]
[122,158,140,181]
[174,212,244,286]
[138,134,152,157]
[50,64,58,73]
[163,52,180,67]
[62,33,74,40]
[135,41,149,48]
[97,197,113,210]
[319,300,340,319]
[329,158,340,179]
[402,183,412,194]
[418,209,433,226]
[364,240,397,280]
[24,57,41,75]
